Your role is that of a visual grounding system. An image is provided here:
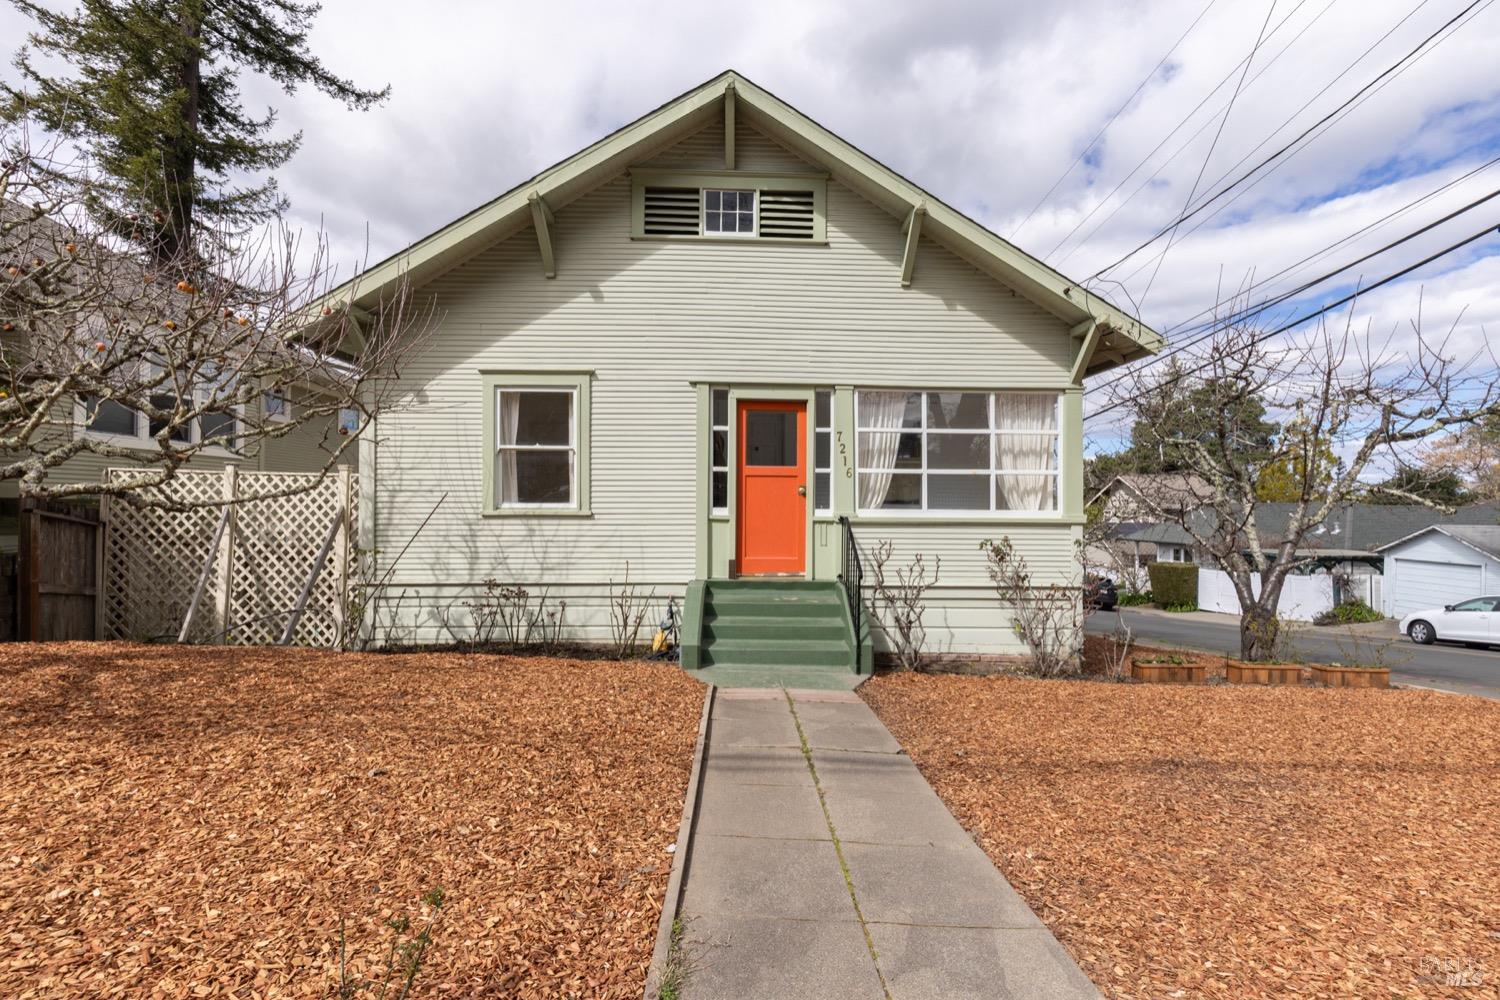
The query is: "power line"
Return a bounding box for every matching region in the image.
[1009,0,1220,241]
[1044,0,1323,263]
[1091,181,1500,397]
[1106,0,1492,292]
[1084,221,1500,422]
[1138,0,1279,309]
[1089,0,1486,284]
[1064,0,1428,274]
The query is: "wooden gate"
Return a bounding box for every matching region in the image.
[16,499,104,641]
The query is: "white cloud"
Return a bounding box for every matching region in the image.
[5,0,1498,410]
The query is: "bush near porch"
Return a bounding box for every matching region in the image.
[0,643,704,998]
[863,673,1500,999]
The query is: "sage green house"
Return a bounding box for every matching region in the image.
[333,71,1160,670]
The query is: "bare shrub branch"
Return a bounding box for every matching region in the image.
[868,539,940,671]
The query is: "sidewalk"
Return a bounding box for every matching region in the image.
[675,687,1098,1000]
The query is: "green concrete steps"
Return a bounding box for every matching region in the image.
[683,579,861,674]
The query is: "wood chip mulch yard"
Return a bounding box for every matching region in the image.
[863,673,1500,999]
[0,642,705,998]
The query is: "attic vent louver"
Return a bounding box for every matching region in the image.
[757,189,816,240]
[642,186,701,236]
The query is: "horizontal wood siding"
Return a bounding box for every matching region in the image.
[372,122,1076,651]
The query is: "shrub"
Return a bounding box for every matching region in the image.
[1160,601,1199,613]
[980,536,1083,677]
[1147,562,1198,608]
[869,540,941,672]
[1312,599,1383,626]
[1117,589,1153,607]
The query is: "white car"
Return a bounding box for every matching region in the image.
[1400,596,1500,647]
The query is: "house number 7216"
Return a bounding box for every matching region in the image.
[836,431,852,477]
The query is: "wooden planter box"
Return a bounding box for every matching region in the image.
[1309,664,1390,689]
[1131,658,1208,684]
[1225,661,1302,685]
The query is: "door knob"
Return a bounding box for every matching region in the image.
[797,485,807,496]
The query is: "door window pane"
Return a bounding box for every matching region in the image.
[745,410,797,466]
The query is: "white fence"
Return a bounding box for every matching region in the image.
[1197,567,1335,621]
[102,467,358,646]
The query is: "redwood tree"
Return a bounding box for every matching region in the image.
[2,0,388,264]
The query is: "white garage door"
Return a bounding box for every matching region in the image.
[1391,558,1483,618]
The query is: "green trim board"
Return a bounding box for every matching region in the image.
[311,70,1160,374]
[478,370,593,517]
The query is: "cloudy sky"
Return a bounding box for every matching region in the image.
[5,0,1498,456]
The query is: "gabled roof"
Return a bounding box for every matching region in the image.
[1087,473,1213,509]
[319,70,1160,374]
[1374,523,1500,561]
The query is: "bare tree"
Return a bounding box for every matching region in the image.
[0,124,427,506]
[1107,304,1500,661]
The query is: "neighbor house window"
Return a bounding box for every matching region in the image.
[710,388,729,513]
[855,390,1058,513]
[704,189,756,236]
[814,390,832,514]
[338,407,360,437]
[494,388,576,507]
[264,390,292,422]
[81,394,241,451]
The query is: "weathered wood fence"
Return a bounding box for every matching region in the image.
[13,499,105,641]
[102,467,358,646]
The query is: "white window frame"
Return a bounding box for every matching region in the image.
[854,390,1060,516]
[493,386,579,510]
[264,389,293,422]
[76,393,243,454]
[814,389,833,516]
[702,188,757,238]
[710,388,730,515]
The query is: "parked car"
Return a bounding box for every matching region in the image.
[1085,574,1118,612]
[1400,596,1500,647]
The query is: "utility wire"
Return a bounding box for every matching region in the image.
[1091,181,1500,397]
[1009,0,1220,241]
[1089,0,1487,284]
[1084,221,1500,422]
[1138,0,1278,309]
[1107,0,1492,292]
[1151,153,1500,343]
[1044,0,1321,263]
[1064,0,1426,273]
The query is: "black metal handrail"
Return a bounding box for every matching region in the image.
[836,515,864,639]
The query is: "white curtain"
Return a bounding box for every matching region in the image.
[995,393,1057,511]
[497,391,521,503]
[857,391,909,509]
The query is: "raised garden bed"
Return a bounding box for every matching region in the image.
[1225,661,1302,685]
[0,642,704,998]
[1310,663,1390,688]
[1130,654,1212,683]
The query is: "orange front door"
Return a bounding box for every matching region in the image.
[737,400,807,576]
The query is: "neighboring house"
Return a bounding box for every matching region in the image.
[1086,473,1213,576]
[0,202,356,552]
[321,70,1161,666]
[1376,525,1500,619]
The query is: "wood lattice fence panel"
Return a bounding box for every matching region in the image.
[103,467,357,646]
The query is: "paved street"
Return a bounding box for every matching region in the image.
[1086,607,1500,700]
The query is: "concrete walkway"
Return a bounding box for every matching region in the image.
[676,687,1099,1000]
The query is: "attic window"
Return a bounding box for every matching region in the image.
[705,190,755,235]
[634,170,827,243]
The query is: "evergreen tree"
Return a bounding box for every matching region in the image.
[3,0,388,264]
